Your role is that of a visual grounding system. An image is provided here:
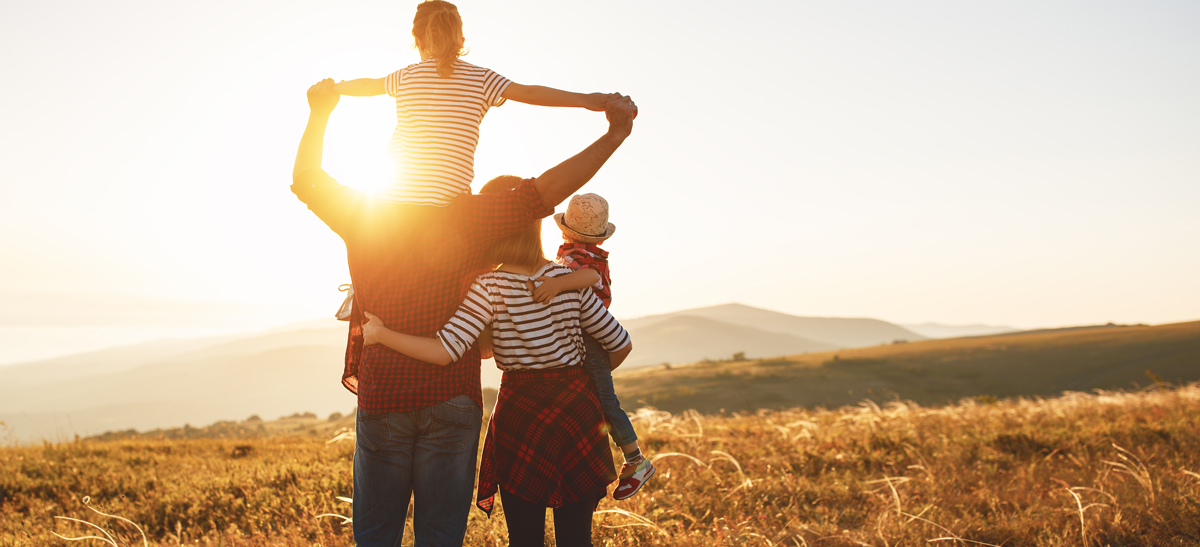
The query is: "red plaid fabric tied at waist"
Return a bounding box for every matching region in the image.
[476,366,616,515]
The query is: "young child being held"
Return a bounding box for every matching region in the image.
[530,192,656,500]
[334,0,615,206]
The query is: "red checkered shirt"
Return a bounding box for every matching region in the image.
[292,168,553,413]
[556,242,612,308]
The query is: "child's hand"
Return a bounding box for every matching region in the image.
[531,276,565,304]
[584,92,620,112]
[362,311,384,346]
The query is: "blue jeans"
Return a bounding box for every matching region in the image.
[581,333,638,448]
[352,395,483,547]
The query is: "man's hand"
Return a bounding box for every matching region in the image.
[605,94,637,138]
[307,78,340,115]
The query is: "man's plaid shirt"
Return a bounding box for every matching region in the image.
[556,242,612,308]
[292,169,552,413]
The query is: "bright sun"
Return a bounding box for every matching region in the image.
[323,99,396,196]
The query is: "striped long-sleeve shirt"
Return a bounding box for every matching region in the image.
[382,58,511,206]
[437,262,631,371]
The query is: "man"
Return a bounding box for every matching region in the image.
[291,78,636,547]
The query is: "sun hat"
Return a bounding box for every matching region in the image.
[553,193,616,244]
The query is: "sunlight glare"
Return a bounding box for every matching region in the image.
[323,98,395,196]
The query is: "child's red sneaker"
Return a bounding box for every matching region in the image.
[613,458,656,500]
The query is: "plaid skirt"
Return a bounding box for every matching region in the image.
[476,366,616,515]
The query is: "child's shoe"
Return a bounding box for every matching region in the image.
[613,457,656,500]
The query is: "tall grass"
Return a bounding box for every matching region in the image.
[2,384,1197,546]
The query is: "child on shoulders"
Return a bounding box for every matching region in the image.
[331,0,616,321]
[333,0,615,206]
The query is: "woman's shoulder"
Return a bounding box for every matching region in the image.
[473,269,529,286]
[539,263,575,277]
[473,270,510,282]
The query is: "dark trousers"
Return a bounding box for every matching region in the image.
[500,488,594,547]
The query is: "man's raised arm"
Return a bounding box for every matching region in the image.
[533,95,637,210]
[291,78,364,238]
[293,78,340,181]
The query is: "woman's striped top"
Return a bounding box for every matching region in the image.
[437,262,631,371]
[382,58,511,206]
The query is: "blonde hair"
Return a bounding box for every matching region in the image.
[412,0,467,77]
[480,176,545,267]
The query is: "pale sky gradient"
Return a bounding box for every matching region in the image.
[2,1,1198,364]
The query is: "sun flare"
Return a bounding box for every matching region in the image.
[324,100,395,197]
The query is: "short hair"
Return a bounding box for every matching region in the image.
[480,175,545,267]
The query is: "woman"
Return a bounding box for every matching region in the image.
[361,175,633,547]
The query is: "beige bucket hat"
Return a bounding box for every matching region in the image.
[554,193,616,244]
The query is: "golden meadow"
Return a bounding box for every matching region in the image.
[3,383,1198,546]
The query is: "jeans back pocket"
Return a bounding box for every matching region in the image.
[355,410,390,452]
[429,395,481,450]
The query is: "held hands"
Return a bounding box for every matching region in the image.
[307,78,340,115]
[362,311,384,346]
[604,93,637,138]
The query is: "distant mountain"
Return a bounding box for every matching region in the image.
[0,319,348,389]
[623,315,837,368]
[900,322,1019,339]
[613,320,1200,415]
[0,304,960,442]
[622,303,926,348]
[0,322,354,443]
[0,332,248,389]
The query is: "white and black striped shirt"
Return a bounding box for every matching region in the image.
[437,263,631,371]
[382,58,511,206]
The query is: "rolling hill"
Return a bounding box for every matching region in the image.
[6,304,1184,443]
[0,322,355,443]
[621,315,837,367]
[612,319,1200,414]
[0,304,929,441]
[622,303,927,348]
[900,322,1019,339]
[0,319,345,389]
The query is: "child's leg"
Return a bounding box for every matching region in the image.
[582,333,654,499]
[580,333,639,452]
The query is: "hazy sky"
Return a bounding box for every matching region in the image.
[2,0,1197,363]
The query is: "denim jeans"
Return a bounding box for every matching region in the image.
[581,333,638,448]
[352,395,483,547]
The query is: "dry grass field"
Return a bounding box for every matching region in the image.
[3,382,1199,546]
